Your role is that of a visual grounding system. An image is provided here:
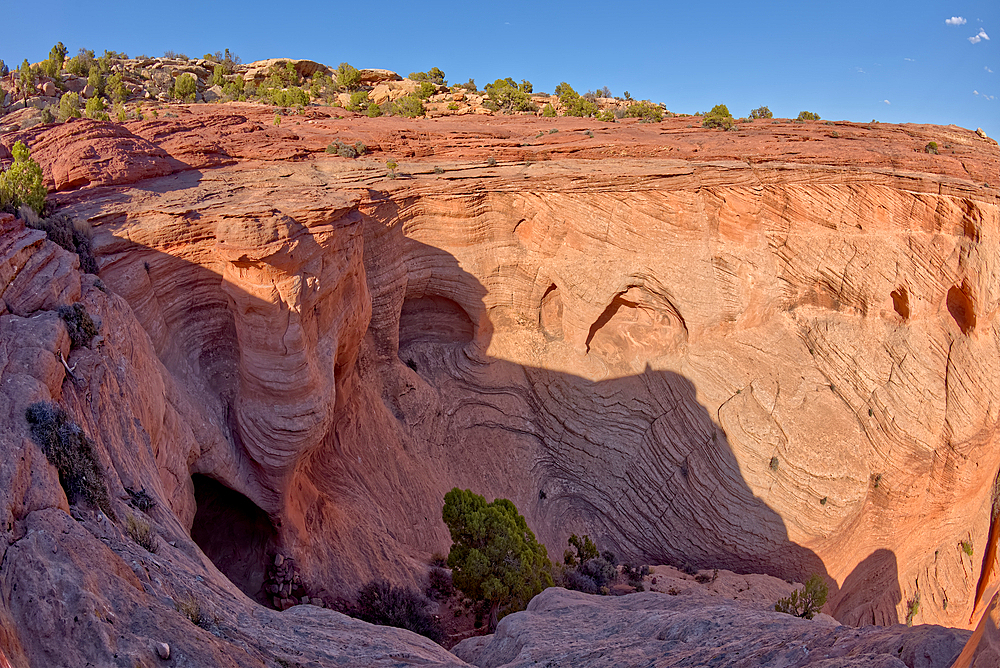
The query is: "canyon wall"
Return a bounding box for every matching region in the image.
[1,108,999,664]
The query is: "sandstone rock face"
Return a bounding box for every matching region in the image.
[452,588,968,668]
[1,109,999,663]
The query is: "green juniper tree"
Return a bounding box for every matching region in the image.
[442,488,552,631]
[0,141,47,216]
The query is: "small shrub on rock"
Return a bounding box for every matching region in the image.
[222,75,245,100]
[174,73,197,102]
[85,95,109,121]
[265,86,309,108]
[905,591,920,626]
[175,594,205,626]
[325,140,367,158]
[542,103,557,118]
[426,567,454,601]
[106,72,127,105]
[58,302,99,349]
[125,486,156,512]
[925,141,939,154]
[392,94,425,118]
[348,580,443,642]
[624,100,663,122]
[347,90,370,112]
[410,67,446,85]
[484,78,536,114]
[555,82,597,117]
[748,106,773,119]
[562,534,619,595]
[126,513,157,552]
[621,563,650,586]
[67,49,95,76]
[774,574,828,619]
[797,110,820,121]
[58,92,82,122]
[24,214,97,273]
[25,401,115,518]
[87,66,105,97]
[336,62,362,91]
[415,81,437,100]
[702,104,734,130]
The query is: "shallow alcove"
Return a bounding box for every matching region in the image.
[539,283,563,339]
[398,295,475,347]
[189,474,279,604]
[946,284,976,335]
[890,288,910,320]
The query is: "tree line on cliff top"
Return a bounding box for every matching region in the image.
[2,42,826,125]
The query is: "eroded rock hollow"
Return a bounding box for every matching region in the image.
[2,108,999,666]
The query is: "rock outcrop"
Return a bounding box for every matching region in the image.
[453,587,968,668]
[1,107,999,665]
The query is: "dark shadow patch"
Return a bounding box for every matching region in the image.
[947,283,976,334]
[891,288,910,320]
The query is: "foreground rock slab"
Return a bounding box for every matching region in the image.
[453,588,968,668]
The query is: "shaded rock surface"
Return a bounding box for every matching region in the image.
[453,588,968,668]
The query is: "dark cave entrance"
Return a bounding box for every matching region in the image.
[190,474,278,604]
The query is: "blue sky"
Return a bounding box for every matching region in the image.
[2,1,996,137]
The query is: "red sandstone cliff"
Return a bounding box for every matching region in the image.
[1,107,998,666]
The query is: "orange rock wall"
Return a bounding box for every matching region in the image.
[3,112,999,664]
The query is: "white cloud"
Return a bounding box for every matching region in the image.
[969,29,990,44]
[974,90,979,94]
[884,100,891,105]
[946,16,967,25]
[987,66,994,73]
[904,57,915,62]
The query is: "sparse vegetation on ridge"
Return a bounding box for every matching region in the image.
[702,104,735,130]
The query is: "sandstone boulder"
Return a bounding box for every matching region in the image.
[369,79,419,105]
[358,68,402,85]
[242,58,330,83]
[202,85,224,103]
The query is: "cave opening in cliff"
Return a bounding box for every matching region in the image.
[189,474,278,604]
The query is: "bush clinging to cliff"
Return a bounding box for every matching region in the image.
[25,401,115,518]
[0,141,47,216]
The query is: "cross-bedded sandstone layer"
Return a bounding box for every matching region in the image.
[1,107,998,665]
